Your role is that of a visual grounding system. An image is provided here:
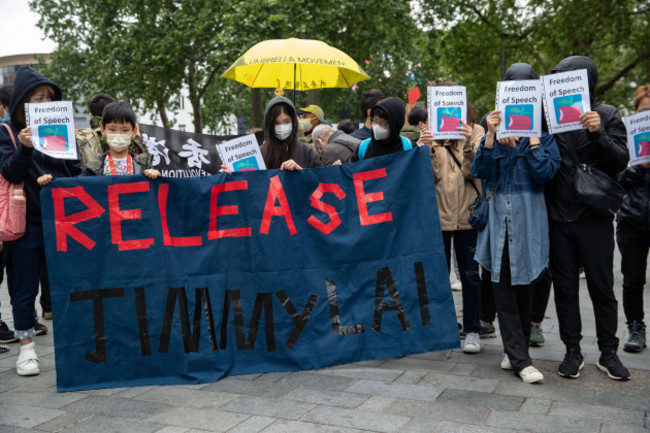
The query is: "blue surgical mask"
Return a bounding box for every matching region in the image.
[0,113,9,123]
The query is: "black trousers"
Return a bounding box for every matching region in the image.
[616,222,649,323]
[549,217,619,352]
[481,267,552,324]
[492,237,533,373]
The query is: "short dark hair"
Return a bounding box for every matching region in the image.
[89,93,115,117]
[337,119,357,134]
[407,107,428,126]
[360,89,384,120]
[102,101,136,127]
[0,85,12,108]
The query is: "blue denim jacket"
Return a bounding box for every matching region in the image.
[470,133,560,285]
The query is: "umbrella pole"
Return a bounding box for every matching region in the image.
[293,63,296,106]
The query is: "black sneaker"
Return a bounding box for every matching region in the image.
[34,320,48,336]
[0,322,18,344]
[558,347,584,378]
[623,321,646,353]
[479,323,497,338]
[597,352,631,380]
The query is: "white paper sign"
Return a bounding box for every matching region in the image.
[25,101,77,160]
[541,69,591,134]
[427,86,467,140]
[495,80,543,139]
[624,111,650,166]
[216,134,266,172]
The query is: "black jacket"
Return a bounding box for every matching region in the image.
[261,96,322,169]
[321,130,360,165]
[617,165,650,230]
[353,97,406,161]
[0,66,80,225]
[544,56,629,222]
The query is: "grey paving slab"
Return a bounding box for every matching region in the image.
[0,427,36,433]
[30,412,90,432]
[600,424,650,433]
[260,419,368,433]
[282,388,369,409]
[61,395,168,420]
[381,358,454,373]
[153,428,190,433]
[112,385,159,399]
[275,372,356,392]
[470,365,520,382]
[201,377,297,398]
[493,381,595,404]
[548,401,646,428]
[0,368,57,390]
[594,390,650,411]
[57,415,163,433]
[385,399,491,426]
[356,395,395,411]
[394,370,428,384]
[345,379,443,402]
[447,363,477,376]
[419,372,500,393]
[486,411,603,433]
[301,406,411,433]
[0,403,65,429]
[434,422,526,433]
[135,386,237,408]
[517,397,552,415]
[226,416,276,433]
[146,406,249,432]
[220,396,315,420]
[0,390,86,409]
[316,365,404,382]
[250,372,290,384]
[436,388,524,411]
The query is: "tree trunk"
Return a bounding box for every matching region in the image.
[251,88,263,129]
[187,59,203,133]
[156,96,170,128]
[307,89,321,106]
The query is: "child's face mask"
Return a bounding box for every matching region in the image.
[106,134,131,152]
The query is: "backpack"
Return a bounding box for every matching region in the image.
[357,135,413,160]
[0,124,26,241]
[75,128,103,166]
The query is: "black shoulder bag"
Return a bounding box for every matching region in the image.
[446,146,489,230]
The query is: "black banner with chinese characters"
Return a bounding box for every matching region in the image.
[138,124,265,177]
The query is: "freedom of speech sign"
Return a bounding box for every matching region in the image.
[41,147,459,392]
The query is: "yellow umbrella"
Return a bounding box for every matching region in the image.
[221,38,370,91]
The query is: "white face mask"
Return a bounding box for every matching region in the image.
[372,123,390,140]
[106,134,131,152]
[274,123,293,140]
[299,118,313,132]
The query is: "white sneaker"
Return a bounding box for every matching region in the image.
[451,281,462,291]
[463,332,481,353]
[501,354,512,370]
[16,342,39,376]
[518,366,543,383]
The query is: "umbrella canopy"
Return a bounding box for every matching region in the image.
[222,38,370,91]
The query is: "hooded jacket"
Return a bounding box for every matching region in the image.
[261,96,322,169]
[320,130,361,165]
[545,56,628,222]
[617,166,650,231]
[0,66,81,225]
[353,97,408,161]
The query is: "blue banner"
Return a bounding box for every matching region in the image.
[41,146,458,392]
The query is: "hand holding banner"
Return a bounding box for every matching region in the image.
[541,69,591,134]
[496,80,542,139]
[427,86,467,140]
[624,111,650,166]
[25,101,78,160]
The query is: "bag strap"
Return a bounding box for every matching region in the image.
[2,124,18,149]
[445,145,481,197]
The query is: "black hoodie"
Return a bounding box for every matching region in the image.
[545,56,629,222]
[261,96,321,169]
[0,66,81,225]
[353,97,407,161]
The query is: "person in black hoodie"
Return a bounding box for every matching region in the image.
[0,66,81,376]
[615,85,650,353]
[352,97,412,161]
[545,56,630,380]
[261,96,322,170]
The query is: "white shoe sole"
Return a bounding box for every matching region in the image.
[462,345,480,354]
[557,360,584,378]
[17,366,40,376]
[520,373,544,383]
[596,361,630,380]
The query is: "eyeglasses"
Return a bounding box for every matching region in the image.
[371,118,390,129]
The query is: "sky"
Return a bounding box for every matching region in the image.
[0,1,56,58]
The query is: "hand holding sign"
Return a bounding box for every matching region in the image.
[18,127,33,148]
[579,111,601,133]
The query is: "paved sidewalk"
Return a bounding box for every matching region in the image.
[0,250,648,433]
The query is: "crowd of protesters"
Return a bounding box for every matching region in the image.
[0,56,648,386]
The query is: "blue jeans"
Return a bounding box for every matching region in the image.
[442,229,481,334]
[6,222,44,339]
